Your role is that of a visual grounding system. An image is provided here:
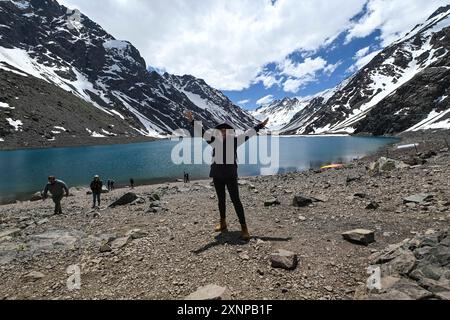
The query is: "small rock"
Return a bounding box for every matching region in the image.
[109,236,131,250]
[109,193,138,208]
[404,194,434,205]
[99,243,112,253]
[185,284,230,300]
[342,229,375,246]
[270,249,298,270]
[125,229,148,240]
[0,228,21,239]
[265,198,281,207]
[366,201,380,210]
[293,195,313,208]
[23,271,45,282]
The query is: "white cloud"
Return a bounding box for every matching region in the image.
[59,0,366,91]
[355,46,371,59]
[238,99,251,105]
[58,0,448,91]
[278,57,339,93]
[256,95,275,105]
[348,49,382,73]
[346,0,450,46]
[283,79,305,93]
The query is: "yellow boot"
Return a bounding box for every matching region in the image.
[241,224,250,241]
[215,218,228,233]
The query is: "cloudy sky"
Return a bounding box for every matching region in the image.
[59,0,450,109]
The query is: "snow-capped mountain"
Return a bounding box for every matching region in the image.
[0,0,256,145]
[282,5,450,135]
[251,98,310,131]
[163,73,257,130]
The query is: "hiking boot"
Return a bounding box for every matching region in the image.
[214,219,228,232]
[241,224,250,241]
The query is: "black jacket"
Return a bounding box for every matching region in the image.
[192,122,264,180]
[90,180,103,193]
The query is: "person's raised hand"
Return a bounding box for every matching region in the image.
[260,118,269,128]
[184,110,194,123]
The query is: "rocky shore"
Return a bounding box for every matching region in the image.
[0,130,449,300]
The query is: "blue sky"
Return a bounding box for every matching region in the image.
[60,0,450,111]
[224,30,383,110]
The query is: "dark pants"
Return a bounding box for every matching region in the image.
[213,177,246,225]
[93,192,101,207]
[52,196,63,215]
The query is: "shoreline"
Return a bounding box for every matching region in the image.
[0,134,404,206]
[1,129,448,205]
[0,135,162,152]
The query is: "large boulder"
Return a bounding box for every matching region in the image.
[109,193,138,208]
[343,229,375,246]
[368,157,409,175]
[270,249,298,270]
[185,284,230,300]
[359,230,450,300]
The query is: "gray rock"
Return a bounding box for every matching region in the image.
[435,291,450,300]
[0,228,21,239]
[293,195,313,208]
[30,191,43,202]
[390,279,433,300]
[265,198,281,207]
[185,284,230,300]
[109,193,138,208]
[410,264,444,281]
[270,249,298,270]
[404,194,434,205]
[366,201,380,210]
[369,157,410,175]
[148,193,160,201]
[418,278,450,293]
[23,271,45,282]
[342,229,375,245]
[125,229,148,240]
[367,290,413,300]
[109,236,131,250]
[381,249,416,276]
[99,243,112,253]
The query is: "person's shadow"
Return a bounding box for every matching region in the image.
[192,231,292,255]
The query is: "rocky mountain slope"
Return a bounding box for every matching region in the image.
[0,0,256,147]
[251,97,311,131]
[279,6,450,135]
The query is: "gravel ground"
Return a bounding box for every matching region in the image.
[0,130,449,300]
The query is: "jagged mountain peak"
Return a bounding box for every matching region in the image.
[0,0,257,145]
[278,5,450,135]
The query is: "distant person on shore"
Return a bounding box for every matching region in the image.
[184,171,190,184]
[43,176,69,215]
[90,175,103,208]
[107,180,111,191]
[184,110,269,241]
[130,178,135,189]
[110,180,115,191]
[186,173,190,183]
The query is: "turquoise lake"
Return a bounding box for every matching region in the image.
[0,136,398,203]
